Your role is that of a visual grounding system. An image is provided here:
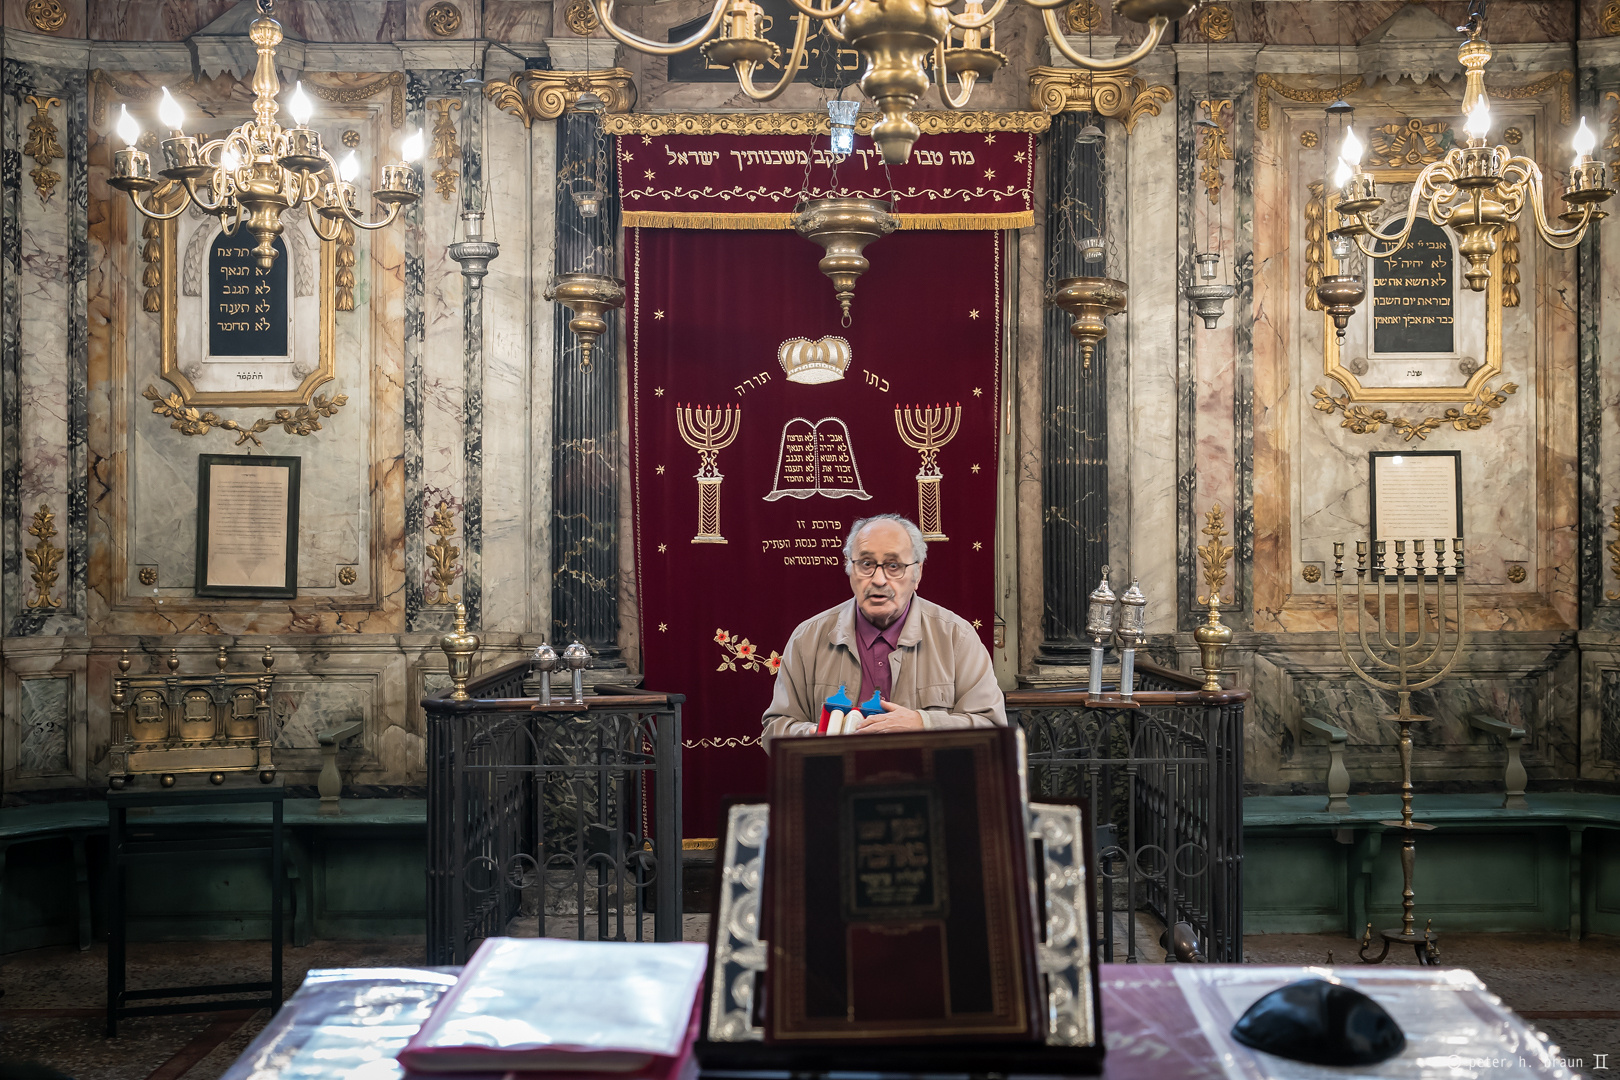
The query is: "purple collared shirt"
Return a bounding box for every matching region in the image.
[854,599,911,705]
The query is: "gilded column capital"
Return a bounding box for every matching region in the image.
[1027,66,1171,134]
[485,69,637,126]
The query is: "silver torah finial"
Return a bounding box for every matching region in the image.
[532,643,559,706]
[562,641,592,705]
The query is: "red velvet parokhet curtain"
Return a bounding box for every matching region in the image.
[626,139,1007,840]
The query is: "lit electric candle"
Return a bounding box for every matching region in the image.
[378,129,425,202]
[156,87,203,176]
[109,105,155,188]
[1567,116,1610,201]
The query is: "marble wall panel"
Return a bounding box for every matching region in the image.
[1242,633,1576,793]
[483,1,553,44]
[4,59,88,637]
[1115,52,1178,634]
[17,674,70,775]
[1247,78,1574,642]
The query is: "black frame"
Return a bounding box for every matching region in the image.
[195,453,300,598]
[1368,449,1463,552]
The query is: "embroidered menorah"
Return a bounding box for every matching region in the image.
[1333,536,1466,966]
[895,404,961,541]
[677,403,741,544]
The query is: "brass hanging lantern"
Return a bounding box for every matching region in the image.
[1052,275,1127,370]
[792,197,898,326]
[545,272,626,370]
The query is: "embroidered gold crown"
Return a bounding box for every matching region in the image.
[778,336,852,385]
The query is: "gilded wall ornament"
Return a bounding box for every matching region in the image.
[1310,383,1516,441]
[425,500,461,605]
[424,1,463,37]
[1501,221,1520,309]
[1367,117,1450,168]
[1065,0,1102,33]
[342,129,361,148]
[1254,74,1364,131]
[429,99,462,201]
[565,0,601,36]
[22,95,63,202]
[1506,565,1526,584]
[306,72,407,129]
[141,218,163,313]
[336,219,358,312]
[603,109,1049,137]
[142,386,348,447]
[1304,180,1325,312]
[139,567,159,586]
[1609,505,1620,601]
[1301,564,1322,584]
[26,0,68,33]
[1197,3,1233,42]
[1196,98,1233,204]
[1503,127,1523,145]
[1197,504,1235,607]
[25,504,64,610]
[1300,130,1318,148]
[1605,0,1620,36]
[486,70,638,125]
[338,566,358,586]
[1027,69,1170,134]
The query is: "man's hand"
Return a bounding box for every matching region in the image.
[855,699,926,734]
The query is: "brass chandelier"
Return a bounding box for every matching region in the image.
[589,0,1194,164]
[1320,3,1611,333]
[108,0,422,269]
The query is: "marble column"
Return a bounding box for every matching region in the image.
[550,111,623,666]
[1037,110,1110,668]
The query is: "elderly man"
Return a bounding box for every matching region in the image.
[762,514,1006,745]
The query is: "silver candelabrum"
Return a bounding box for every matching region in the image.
[1333,537,1466,966]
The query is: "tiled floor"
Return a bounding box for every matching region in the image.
[1,932,1616,1079]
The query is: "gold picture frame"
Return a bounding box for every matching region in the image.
[159,215,336,407]
[1323,168,1503,403]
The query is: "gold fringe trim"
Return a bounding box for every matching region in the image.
[624,210,1032,230]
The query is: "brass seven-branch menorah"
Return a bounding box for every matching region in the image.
[677,404,741,544]
[895,403,961,542]
[1333,536,1466,966]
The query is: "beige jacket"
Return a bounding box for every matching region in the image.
[762,595,1007,747]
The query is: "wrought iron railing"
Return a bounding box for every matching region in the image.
[424,661,683,963]
[1007,660,1246,963]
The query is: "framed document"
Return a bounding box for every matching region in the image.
[1368,450,1462,554]
[195,454,301,598]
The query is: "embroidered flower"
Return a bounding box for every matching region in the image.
[766,651,783,675]
[714,629,730,644]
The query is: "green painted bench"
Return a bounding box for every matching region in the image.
[0,798,426,954]
[1244,793,1620,941]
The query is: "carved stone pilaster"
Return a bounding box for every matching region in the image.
[485,69,636,126]
[1027,67,1171,133]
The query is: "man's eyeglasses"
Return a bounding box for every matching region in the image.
[851,558,918,578]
